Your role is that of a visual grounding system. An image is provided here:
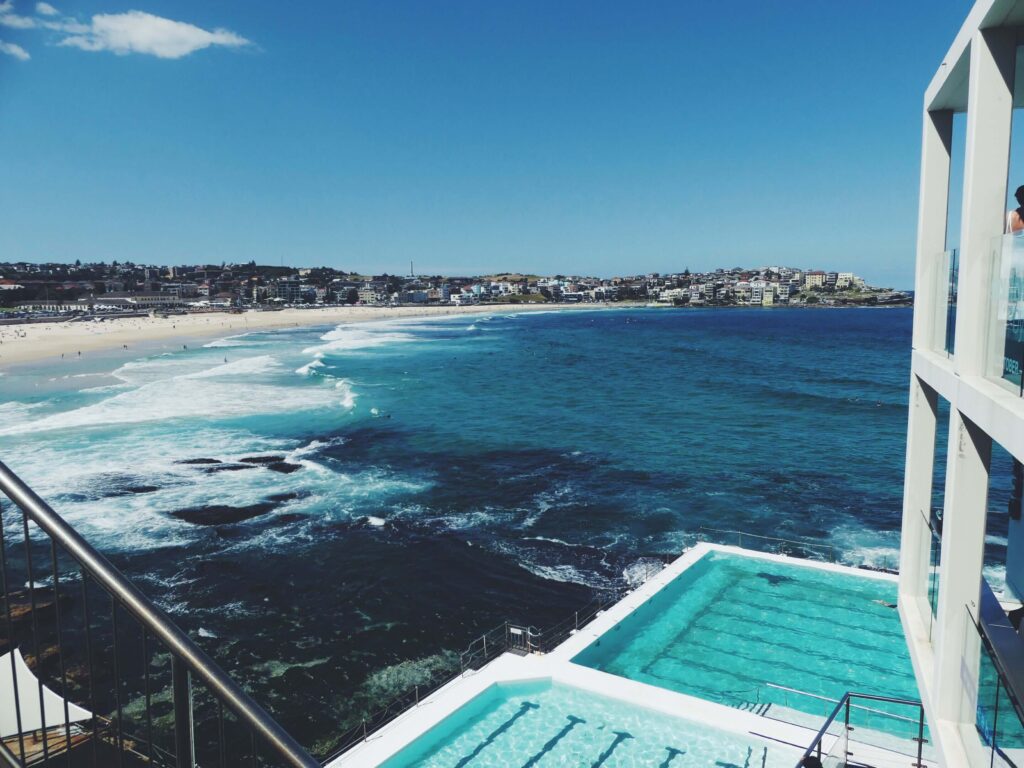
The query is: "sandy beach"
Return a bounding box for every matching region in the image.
[0,303,605,367]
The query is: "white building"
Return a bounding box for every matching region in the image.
[451,291,478,306]
[900,2,1024,765]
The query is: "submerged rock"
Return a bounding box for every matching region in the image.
[203,464,257,474]
[272,513,308,525]
[176,458,222,465]
[267,462,302,474]
[239,455,287,465]
[267,492,303,503]
[172,502,277,525]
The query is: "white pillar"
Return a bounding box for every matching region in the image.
[955,27,1016,377]
[932,411,991,723]
[912,109,953,351]
[898,375,939,618]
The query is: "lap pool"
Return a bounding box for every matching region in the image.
[380,679,800,767]
[571,551,919,724]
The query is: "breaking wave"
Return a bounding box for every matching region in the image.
[296,359,325,376]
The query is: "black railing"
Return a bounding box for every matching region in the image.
[795,692,926,768]
[0,460,319,768]
[531,592,625,654]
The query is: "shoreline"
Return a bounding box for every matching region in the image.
[0,303,610,368]
[0,301,911,369]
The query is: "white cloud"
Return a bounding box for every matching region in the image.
[0,39,29,60]
[40,17,86,33]
[0,12,35,29]
[58,10,250,59]
[35,2,57,15]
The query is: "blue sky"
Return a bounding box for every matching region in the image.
[0,1,971,286]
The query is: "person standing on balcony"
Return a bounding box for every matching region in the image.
[1006,185,1024,234]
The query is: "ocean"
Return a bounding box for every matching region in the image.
[0,306,1008,754]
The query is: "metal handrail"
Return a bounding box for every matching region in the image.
[795,691,926,768]
[0,460,319,768]
[764,683,922,724]
[532,593,624,653]
[696,527,836,562]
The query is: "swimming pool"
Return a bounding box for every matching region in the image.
[571,551,919,723]
[380,679,800,767]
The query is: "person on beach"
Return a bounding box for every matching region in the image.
[1008,185,1024,234]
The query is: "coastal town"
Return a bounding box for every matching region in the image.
[0,260,911,318]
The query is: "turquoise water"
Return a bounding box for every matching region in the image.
[572,552,918,722]
[380,679,800,767]
[0,306,972,748]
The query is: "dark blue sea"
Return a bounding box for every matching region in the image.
[3,306,992,751]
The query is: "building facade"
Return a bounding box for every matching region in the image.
[901,2,1024,765]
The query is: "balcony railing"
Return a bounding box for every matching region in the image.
[696,527,838,564]
[795,691,928,768]
[0,460,319,768]
[989,233,1024,394]
[970,578,1024,767]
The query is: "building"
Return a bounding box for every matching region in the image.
[358,284,386,305]
[104,292,182,307]
[14,299,81,312]
[804,270,826,289]
[271,279,303,303]
[160,282,199,298]
[899,2,1024,765]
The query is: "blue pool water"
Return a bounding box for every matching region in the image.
[380,679,801,767]
[572,551,919,722]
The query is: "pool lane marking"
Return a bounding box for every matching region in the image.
[717,584,908,640]
[453,700,538,768]
[590,731,634,767]
[702,592,907,645]
[521,715,586,768]
[634,569,743,677]
[659,626,913,689]
[658,746,687,768]
[642,648,905,709]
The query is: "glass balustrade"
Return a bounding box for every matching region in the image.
[971,579,1024,768]
[989,234,1024,394]
[933,248,958,356]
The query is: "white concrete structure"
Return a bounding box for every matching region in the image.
[332,544,935,767]
[900,2,1024,766]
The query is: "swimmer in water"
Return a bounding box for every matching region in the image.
[873,599,897,609]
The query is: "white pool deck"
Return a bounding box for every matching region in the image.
[329,543,935,768]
